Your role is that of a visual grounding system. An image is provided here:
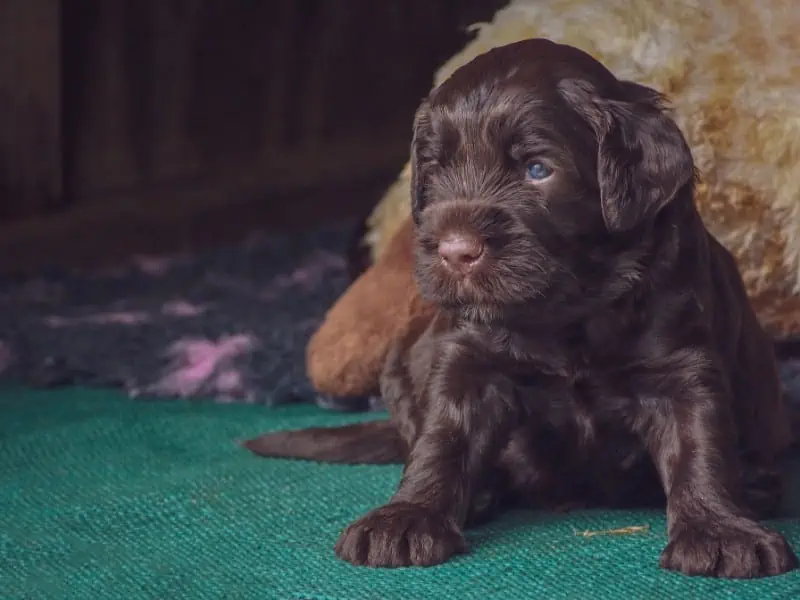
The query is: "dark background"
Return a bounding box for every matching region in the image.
[0,0,507,275]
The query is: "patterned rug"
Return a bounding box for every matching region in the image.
[0,221,366,410]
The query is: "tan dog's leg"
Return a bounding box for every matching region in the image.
[306,218,434,398]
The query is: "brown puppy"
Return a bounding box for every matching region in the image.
[245,38,798,578]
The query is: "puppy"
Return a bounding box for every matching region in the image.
[245,38,798,578]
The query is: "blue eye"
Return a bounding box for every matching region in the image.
[526,162,553,181]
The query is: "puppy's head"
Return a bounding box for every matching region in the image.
[410,38,695,320]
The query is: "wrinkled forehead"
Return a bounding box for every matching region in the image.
[427,77,578,153]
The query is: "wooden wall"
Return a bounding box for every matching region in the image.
[0,0,62,222]
[0,0,507,273]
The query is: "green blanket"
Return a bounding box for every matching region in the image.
[3,387,800,599]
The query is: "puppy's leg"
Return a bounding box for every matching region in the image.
[635,351,798,579]
[334,367,516,568]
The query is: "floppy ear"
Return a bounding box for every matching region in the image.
[409,101,433,225]
[558,79,695,232]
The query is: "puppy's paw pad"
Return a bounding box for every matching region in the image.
[660,520,798,578]
[335,502,467,567]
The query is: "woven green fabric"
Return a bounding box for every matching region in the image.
[3,387,800,599]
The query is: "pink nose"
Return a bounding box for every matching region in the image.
[438,233,484,271]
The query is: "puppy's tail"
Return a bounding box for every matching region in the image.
[241,419,404,464]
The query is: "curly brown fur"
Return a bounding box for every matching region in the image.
[244,38,798,578]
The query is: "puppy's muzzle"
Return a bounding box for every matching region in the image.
[438,232,485,273]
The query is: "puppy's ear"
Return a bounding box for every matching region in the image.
[558,79,694,232]
[409,101,433,225]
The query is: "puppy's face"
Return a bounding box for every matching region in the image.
[410,39,694,319]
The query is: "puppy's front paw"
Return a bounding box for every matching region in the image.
[660,518,798,578]
[335,502,467,567]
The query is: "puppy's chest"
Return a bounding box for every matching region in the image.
[477,327,643,432]
[510,358,639,440]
